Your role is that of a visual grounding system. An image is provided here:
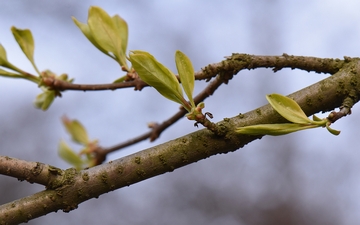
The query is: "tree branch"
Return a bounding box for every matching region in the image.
[95,74,227,163]
[44,54,345,92]
[0,156,62,186]
[1,59,360,224]
[94,54,342,160]
[43,77,149,91]
[197,53,347,81]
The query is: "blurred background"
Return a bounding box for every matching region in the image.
[1,1,360,224]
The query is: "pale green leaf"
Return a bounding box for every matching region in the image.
[236,123,319,136]
[112,15,128,54]
[0,68,39,83]
[112,15,128,68]
[0,44,24,73]
[326,123,340,135]
[0,44,8,65]
[310,114,328,126]
[88,6,122,60]
[11,27,39,74]
[129,50,185,106]
[113,75,127,83]
[58,140,83,169]
[0,69,23,78]
[33,90,55,111]
[312,114,322,121]
[175,50,195,107]
[72,16,111,57]
[266,94,312,124]
[62,117,90,145]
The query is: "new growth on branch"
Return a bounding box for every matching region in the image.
[0,6,350,170]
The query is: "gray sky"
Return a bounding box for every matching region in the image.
[1,1,360,224]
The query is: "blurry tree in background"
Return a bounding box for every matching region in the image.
[1,1,360,225]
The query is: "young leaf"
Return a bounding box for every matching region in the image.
[266,94,312,124]
[0,68,39,83]
[0,44,8,65]
[72,17,110,57]
[310,114,328,126]
[11,27,40,74]
[236,123,319,136]
[62,117,90,145]
[129,50,186,107]
[0,44,24,73]
[0,69,23,78]
[88,6,122,60]
[33,90,55,111]
[58,140,83,170]
[175,50,195,107]
[113,75,127,83]
[112,15,128,68]
[112,15,128,53]
[326,123,340,135]
[312,114,323,121]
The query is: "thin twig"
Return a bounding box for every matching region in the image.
[44,77,148,91]
[0,155,62,186]
[94,75,226,163]
[45,54,345,91]
[327,92,357,123]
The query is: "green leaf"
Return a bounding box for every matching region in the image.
[266,94,312,124]
[326,123,340,135]
[11,27,40,74]
[175,50,195,107]
[0,44,24,73]
[0,44,8,65]
[62,117,90,145]
[58,140,84,169]
[33,90,55,111]
[236,123,319,136]
[112,15,128,68]
[112,15,128,54]
[72,16,111,57]
[129,50,186,107]
[113,75,127,83]
[312,114,323,121]
[88,6,122,60]
[73,7,129,68]
[311,114,328,126]
[0,69,23,78]
[0,68,39,83]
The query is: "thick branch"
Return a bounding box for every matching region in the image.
[1,60,360,224]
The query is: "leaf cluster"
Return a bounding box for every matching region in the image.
[236,93,340,136]
[0,27,74,110]
[129,50,197,111]
[58,116,99,170]
[72,6,128,70]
